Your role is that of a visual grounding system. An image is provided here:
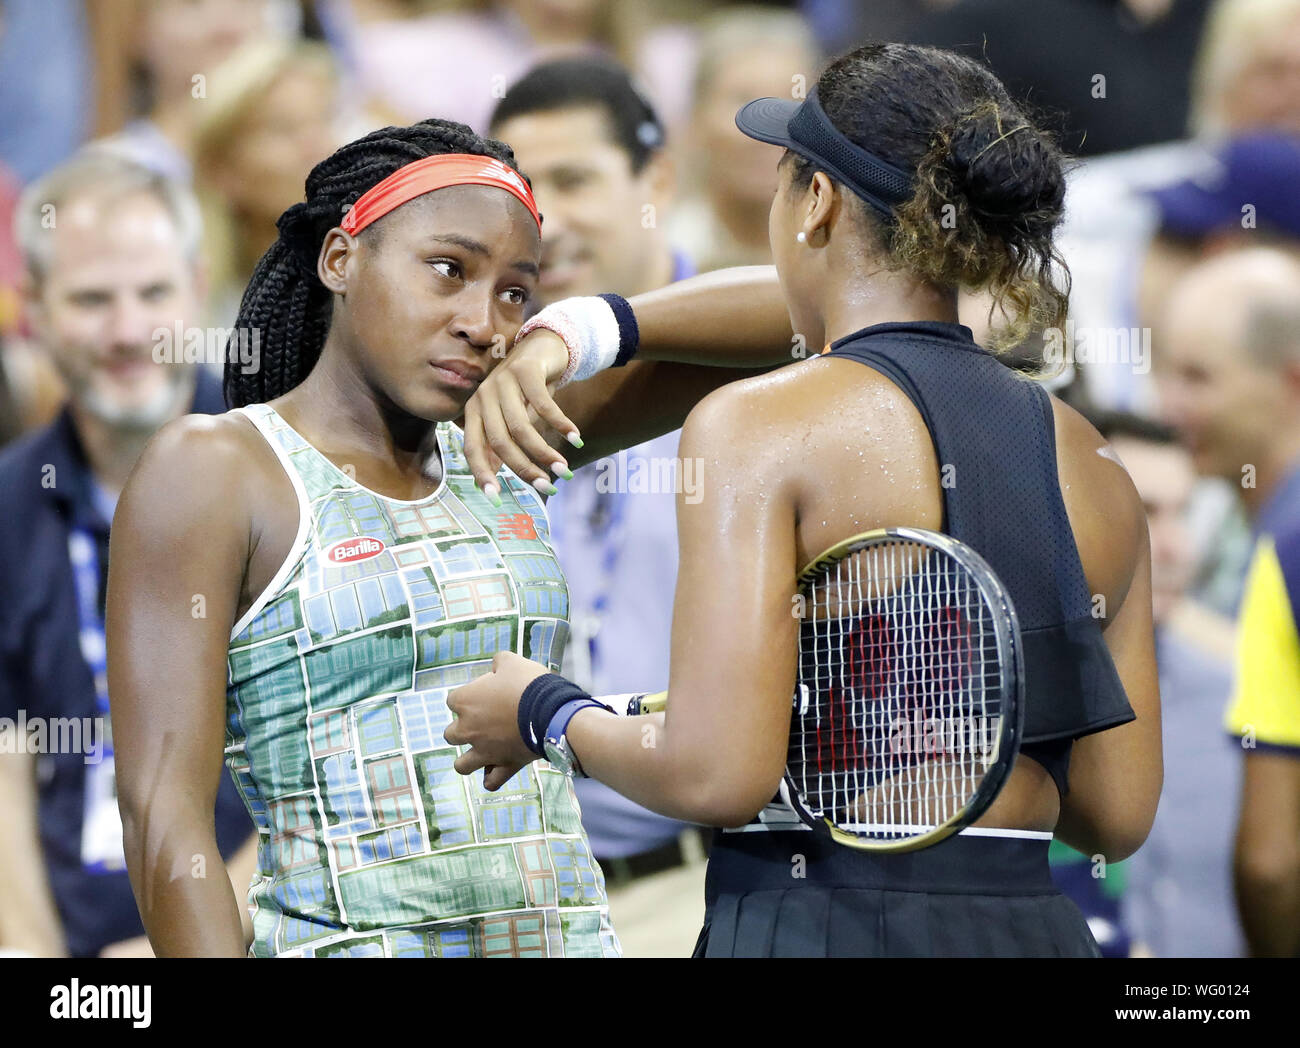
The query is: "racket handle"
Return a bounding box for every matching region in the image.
[628,691,668,715]
[629,688,796,715]
[626,687,799,716]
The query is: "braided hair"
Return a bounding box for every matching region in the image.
[224,119,526,408]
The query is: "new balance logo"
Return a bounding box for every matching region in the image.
[496,513,538,541]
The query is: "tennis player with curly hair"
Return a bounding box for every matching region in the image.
[444,43,1162,958]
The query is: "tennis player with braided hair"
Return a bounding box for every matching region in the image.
[445,43,1162,957]
[104,116,796,958]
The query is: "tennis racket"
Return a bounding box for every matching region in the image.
[632,527,1024,853]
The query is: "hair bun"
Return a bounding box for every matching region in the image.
[946,105,1065,226]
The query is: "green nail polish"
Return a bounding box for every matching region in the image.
[561,468,574,481]
[566,432,584,449]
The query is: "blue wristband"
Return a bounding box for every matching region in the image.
[545,698,605,750]
[597,293,639,367]
[518,673,611,757]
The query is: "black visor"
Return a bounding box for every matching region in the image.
[735,88,913,219]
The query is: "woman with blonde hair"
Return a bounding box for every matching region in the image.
[192,39,341,324]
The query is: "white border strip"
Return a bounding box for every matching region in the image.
[958,826,1054,840]
[228,406,314,641]
[724,822,1053,841]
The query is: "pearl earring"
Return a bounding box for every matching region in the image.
[796,231,807,243]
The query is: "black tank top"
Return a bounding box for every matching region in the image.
[823,320,1135,795]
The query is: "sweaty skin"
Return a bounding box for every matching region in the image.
[448,268,1160,860]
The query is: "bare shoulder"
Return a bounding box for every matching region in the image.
[1049,395,1146,611]
[142,409,261,461]
[682,355,919,446]
[120,410,277,525]
[1049,396,1143,517]
[679,358,937,555]
[680,364,794,431]
[678,366,817,512]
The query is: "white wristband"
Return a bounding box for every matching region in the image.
[515,296,622,389]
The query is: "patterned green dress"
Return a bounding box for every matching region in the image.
[224,404,620,957]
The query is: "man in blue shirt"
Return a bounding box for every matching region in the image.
[1154,249,1300,955]
[0,152,255,957]
[490,58,709,955]
[1093,412,1243,957]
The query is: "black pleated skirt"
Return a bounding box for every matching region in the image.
[693,829,1100,958]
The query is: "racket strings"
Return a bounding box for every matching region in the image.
[788,538,1004,840]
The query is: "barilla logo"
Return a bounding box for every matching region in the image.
[325,536,386,564]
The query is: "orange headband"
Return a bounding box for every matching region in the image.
[339,153,541,236]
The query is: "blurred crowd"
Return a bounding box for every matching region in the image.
[1,0,1299,958]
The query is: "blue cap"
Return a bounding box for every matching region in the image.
[734,88,914,219]
[1148,134,1300,239]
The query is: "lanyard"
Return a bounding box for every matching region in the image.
[552,475,629,689]
[555,251,695,686]
[67,527,110,719]
[67,524,124,876]
[586,482,630,664]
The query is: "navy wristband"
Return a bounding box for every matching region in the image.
[518,673,596,757]
[598,293,639,367]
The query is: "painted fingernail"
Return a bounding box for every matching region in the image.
[532,477,558,496]
[484,482,502,506]
[566,431,584,448]
[551,462,574,481]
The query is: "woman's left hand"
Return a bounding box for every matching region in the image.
[445,651,550,790]
[463,328,578,499]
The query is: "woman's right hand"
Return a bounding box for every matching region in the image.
[464,328,582,499]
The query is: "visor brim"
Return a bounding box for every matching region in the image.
[734,97,802,148]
